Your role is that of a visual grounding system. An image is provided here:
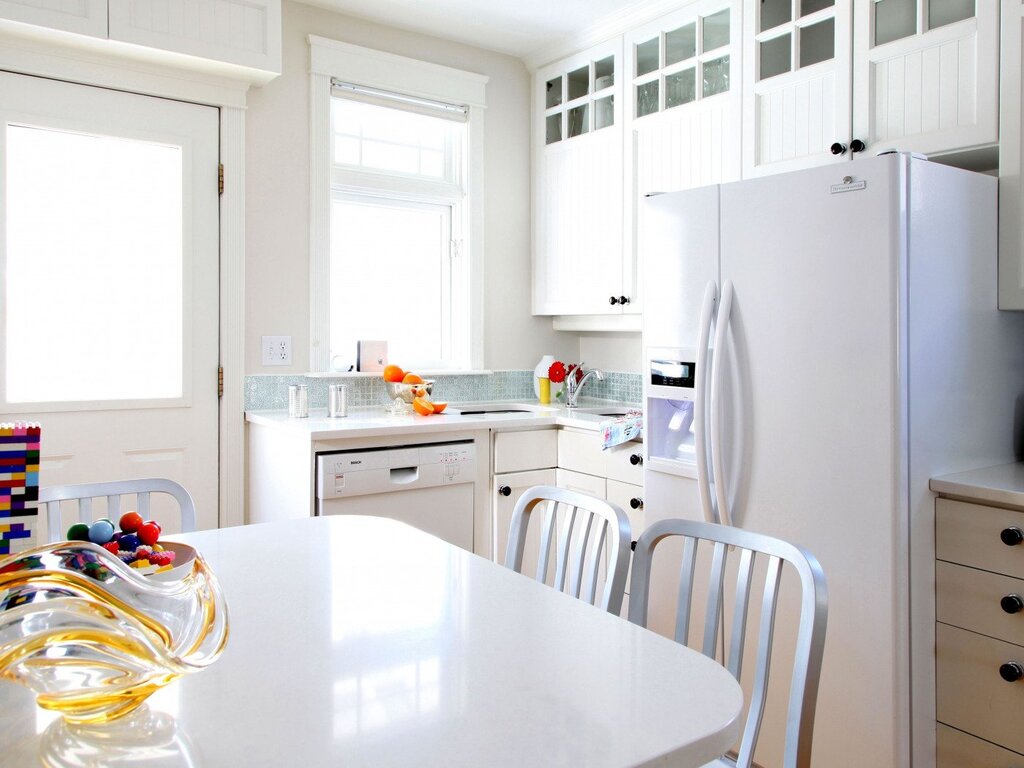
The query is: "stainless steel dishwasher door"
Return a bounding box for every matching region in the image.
[315,441,477,551]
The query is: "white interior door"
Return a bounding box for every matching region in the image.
[0,73,220,534]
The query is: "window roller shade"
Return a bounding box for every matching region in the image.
[331,80,469,123]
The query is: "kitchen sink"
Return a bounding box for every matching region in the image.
[571,406,640,417]
[450,403,554,416]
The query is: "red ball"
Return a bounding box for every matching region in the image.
[119,512,143,533]
[102,541,120,555]
[138,522,161,546]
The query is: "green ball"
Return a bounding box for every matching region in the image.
[67,523,90,541]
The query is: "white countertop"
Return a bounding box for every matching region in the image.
[0,517,742,767]
[246,400,642,441]
[930,463,1024,508]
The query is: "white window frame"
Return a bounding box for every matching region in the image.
[309,36,488,371]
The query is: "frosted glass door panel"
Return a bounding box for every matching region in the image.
[5,126,184,403]
[875,0,917,45]
[930,0,974,30]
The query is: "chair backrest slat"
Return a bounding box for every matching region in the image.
[534,500,558,583]
[504,486,631,615]
[40,478,197,542]
[736,554,783,768]
[701,540,728,658]
[674,536,698,645]
[628,518,827,768]
[581,518,607,605]
[727,547,756,680]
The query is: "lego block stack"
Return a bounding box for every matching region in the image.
[0,422,40,556]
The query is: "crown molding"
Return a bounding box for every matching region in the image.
[523,0,696,70]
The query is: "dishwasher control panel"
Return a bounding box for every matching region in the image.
[316,440,477,500]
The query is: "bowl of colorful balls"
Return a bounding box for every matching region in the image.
[66,512,193,579]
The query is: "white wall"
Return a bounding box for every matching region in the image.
[245,0,579,373]
[579,332,642,372]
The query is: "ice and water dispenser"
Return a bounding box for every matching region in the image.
[645,348,699,477]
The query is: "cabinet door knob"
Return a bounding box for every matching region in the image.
[1001,527,1024,546]
[618,295,630,305]
[609,296,620,305]
[629,453,643,466]
[630,497,644,510]
[830,142,848,156]
[498,485,511,497]
[1002,594,1024,614]
[850,139,867,153]
[1000,662,1024,682]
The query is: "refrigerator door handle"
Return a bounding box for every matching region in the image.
[710,280,734,528]
[694,279,718,525]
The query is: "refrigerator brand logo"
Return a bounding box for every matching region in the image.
[830,178,867,195]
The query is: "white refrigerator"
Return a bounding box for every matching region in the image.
[640,153,1024,768]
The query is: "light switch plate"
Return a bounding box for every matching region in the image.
[262,335,292,366]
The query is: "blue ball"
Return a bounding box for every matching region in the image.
[118,533,141,551]
[87,520,115,545]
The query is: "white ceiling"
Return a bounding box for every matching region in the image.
[298,0,651,61]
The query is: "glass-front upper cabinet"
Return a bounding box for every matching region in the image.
[742,0,853,177]
[628,2,737,121]
[852,0,997,157]
[539,40,623,146]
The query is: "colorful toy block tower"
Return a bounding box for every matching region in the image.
[0,422,40,556]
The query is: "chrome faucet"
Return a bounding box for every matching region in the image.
[564,366,604,408]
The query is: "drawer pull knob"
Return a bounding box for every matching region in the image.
[498,485,511,497]
[630,497,644,510]
[1002,594,1024,614]
[629,453,643,466]
[1001,527,1024,546]
[1000,662,1024,682]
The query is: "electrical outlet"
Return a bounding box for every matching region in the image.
[262,335,292,366]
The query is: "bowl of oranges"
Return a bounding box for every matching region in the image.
[382,366,447,415]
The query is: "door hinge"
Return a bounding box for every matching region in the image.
[218,164,224,196]
[217,366,224,398]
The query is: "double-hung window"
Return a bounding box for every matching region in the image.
[310,38,487,372]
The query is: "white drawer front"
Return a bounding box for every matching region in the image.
[557,428,606,476]
[937,561,1024,647]
[605,441,644,485]
[936,499,1024,580]
[493,429,558,474]
[937,623,1024,754]
[555,468,606,499]
[937,723,1024,768]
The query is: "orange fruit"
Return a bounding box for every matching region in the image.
[432,401,447,413]
[383,365,405,383]
[402,372,424,384]
[412,397,435,416]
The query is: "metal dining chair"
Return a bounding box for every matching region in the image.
[504,485,631,614]
[628,518,828,768]
[40,478,197,542]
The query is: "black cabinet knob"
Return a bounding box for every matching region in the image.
[630,540,637,552]
[851,139,867,153]
[630,497,643,510]
[618,295,630,305]
[609,296,619,305]
[629,453,643,466]
[1001,527,1024,546]
[1002,594,1024,614]
[498,485,511,497]
[1000,662,1024,682]
[830,142,848,156]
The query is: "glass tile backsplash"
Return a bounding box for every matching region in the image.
[245,371,642,411]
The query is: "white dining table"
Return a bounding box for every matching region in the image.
[0,516,743,767]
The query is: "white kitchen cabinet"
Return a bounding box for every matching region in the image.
[743,0,996,178]
[493,468,558,571]
[533,38,634,317]
[0,0,281,83]
[852,0,998,158]
[1001,0,1024,310]
[743,0,853,176]
[0,0,106,37]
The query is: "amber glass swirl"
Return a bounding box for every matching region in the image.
[0,541,228,723]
